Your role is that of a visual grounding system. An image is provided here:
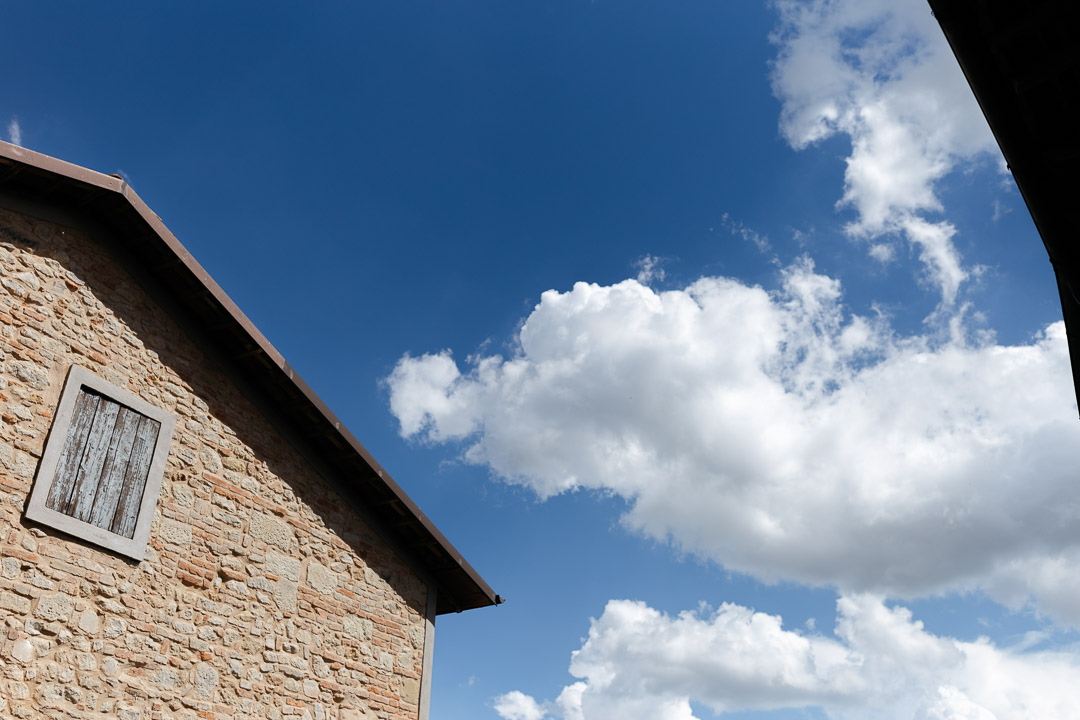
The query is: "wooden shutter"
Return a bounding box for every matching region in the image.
[44,387,162,539]
[26,366,176,560]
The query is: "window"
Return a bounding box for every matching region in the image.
[25,365,175,560]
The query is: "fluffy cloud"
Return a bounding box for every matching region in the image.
[770,0,998,304]
[388,3,1072,716]
[494,595,1080,720]
[387,261,1080,620]
[385,0,1074,621]
[494,692,548,720]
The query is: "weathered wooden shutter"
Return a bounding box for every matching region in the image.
[26,366,175,560]
[43,387,162,539]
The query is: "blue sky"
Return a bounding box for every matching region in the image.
[5,2,1080,718]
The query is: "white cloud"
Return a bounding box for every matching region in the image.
[386,3,1076,716]
[386,262,1080,621]
[494,691,548,720]
[634,254,666,285]
[991,199,1011,223]
[770,0,999,304]
[868,242,894,263]
[6,118,22,147]
[902,216,965,306]
[722,213,771,254]
[494,595,1080,720]
[385,0,1072,619]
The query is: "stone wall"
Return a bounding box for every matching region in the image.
[0,207,429,720]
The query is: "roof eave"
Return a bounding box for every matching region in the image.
[928,0,1080,413]
[0,140,501,614]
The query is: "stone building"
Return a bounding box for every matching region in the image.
[0,141,501,720]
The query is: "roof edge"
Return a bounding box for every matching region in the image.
[0,140,502,613]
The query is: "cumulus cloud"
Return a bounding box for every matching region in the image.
[386,0,1072,618]
[494,691,548,720]
[386,262,1080,621]
[6,118,22,147]
[770,0,999,304]
[494,595,1080,720]
[386,3,1073,716]
[383,2,1079,714]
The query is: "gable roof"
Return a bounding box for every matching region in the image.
[0,140,501,614]
[929,0,1080,413]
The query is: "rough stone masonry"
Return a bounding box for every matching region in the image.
[0,207,428,720]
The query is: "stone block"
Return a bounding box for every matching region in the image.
[10,638,34,663]
[13,272,40,291]
[409,625,425,649]
[34,593,75,622]
[76,609,101,635]
[200,445,224,473]
[173,484,195,507]
[306,562,337,595]
[0,590,31,614]
[274,579,297,613]
[103,617,126,639]
[401,677,421,704]
[249,513,293,552]
[343,615,372,641]
[194,662,218,700]
[36,683,65,709]
[154,666,182,691]
[7,360,48,390]
[158,519,191,546]
[266,550,301,582]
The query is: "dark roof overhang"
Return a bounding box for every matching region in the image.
[0,141,502,614]
[929,0,1080,412]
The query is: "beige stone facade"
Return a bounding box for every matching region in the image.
[0,206,430,718]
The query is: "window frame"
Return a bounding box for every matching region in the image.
[25,365,176,561]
